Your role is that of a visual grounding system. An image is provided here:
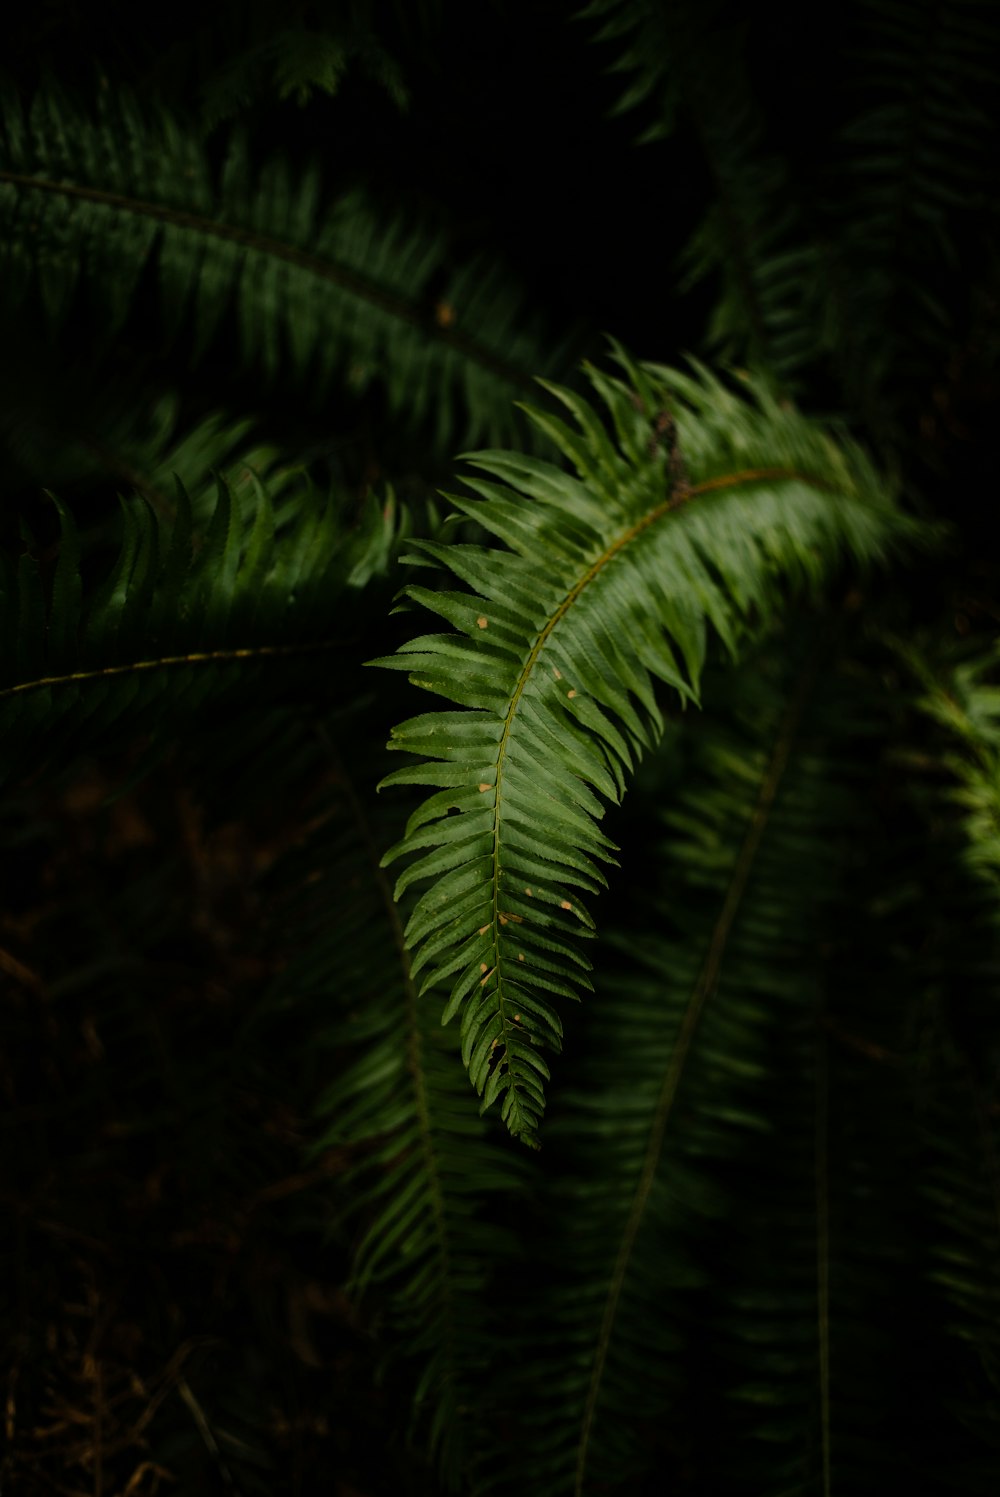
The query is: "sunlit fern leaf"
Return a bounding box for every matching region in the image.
[262,729,529,1489]
[0,473,400,789]
[0,83,581,455]
[374,351,914,1145]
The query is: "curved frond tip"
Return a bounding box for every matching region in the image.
[373,351,916,1144]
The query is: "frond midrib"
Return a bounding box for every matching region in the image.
[327,731,460,1397]
[573,654,817,1495]
[0,639,344,701]
[487,466,833,1129]
[0,167,537,394]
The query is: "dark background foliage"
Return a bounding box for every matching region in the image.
[1,1,998,1493]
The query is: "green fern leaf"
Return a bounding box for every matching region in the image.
[0,84,581,455]
[582,0,819,386]
[264,732,528,1489]
[0,472,397,788]
[822,0,1000,431]
[471,637,920,1494]
[375,352,916,1143]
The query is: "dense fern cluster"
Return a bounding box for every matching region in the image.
[1,3,997,1494]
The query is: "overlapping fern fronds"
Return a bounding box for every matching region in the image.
[466,635,919,1495]
[0,467,397,788]
[263,727,528,1490]
[0,83,580,455]
[376,351,914,1143]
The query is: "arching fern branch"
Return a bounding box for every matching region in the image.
[263,727,529,1490]
[470,632,919,1495]
[0,470,399,789]
[0,83,581,454]
[468,644,825,1495]
[374,351,918,1144]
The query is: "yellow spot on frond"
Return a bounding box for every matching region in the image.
[479,924,489,935]
[435,301,455,327]
[480,963,489,973]
[524,888,533,896]
[567,689,577,699]
[477,616,489,629]
[517,953,525,962]
[478,782,492,792]
[553,668,562,679]
[560,900,572,910]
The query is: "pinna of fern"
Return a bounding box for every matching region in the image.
[374,349,920,1145]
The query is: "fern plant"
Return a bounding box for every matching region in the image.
[1,3,997,1494]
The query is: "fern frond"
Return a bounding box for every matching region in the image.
[908,639,1000,887]
[199,15,409,127]
[375,352,914,1143]
[891,633,1000,1478]
[469,636,919,1493]
[919,1032,1000,1483]
[472,649,822,1494]
[825,0,1000,426]
[581,0,819,386]
[264,733,528,1489]
[0,472,397,789]
[0,84,579,454]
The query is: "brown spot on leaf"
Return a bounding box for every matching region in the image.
[517,953,525,962]
[567,689,577,699]
[477,616,488,629]
[478,782,492,792]
[560,900,572,910]
[480,963,488,973]
[435,301,455,327]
